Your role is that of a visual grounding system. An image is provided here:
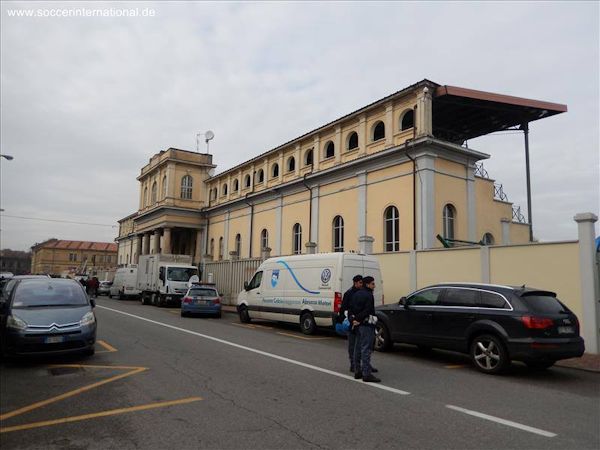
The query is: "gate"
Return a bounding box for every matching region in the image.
[203,258,262,305]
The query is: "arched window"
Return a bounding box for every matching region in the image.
[151,181,157,204]
[235,234,242,256]
[233,179,239,192]
[162,175,167,199]
[400,110,414,131]
[293,223,302,254]
[305,149,314,166]
[384,206,400,252]
[324,141,335,159]
[272,163,279,178]
[218,237,224,260]
[372,121,385,141]
[347,132,358,150]
[143,187,148,207]
[210,238,214,256]
[222,183,228,196]
[443,204,456,241]
[257,169,265,183]
[333,216,344,252]
[482,232,495,245]
[287,156,295,172]
[181,175,193,199]
[244,174,251,188]
[261,229,269,250]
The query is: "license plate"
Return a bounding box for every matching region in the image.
[558,326,574,334]
[45,336,64,344]
[195,299,208,305]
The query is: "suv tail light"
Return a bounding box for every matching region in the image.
[215,297,221,304]
[182,296,192,304]
[334,292,342,313]
[521,316,554,329]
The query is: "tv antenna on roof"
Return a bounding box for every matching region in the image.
[196,130,215,153]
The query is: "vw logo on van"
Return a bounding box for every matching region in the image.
[271,269,280,288]
[320,268,332,284]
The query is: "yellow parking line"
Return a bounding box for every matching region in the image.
[97,340,117,353]
[445,364,466,369]
[0,365,147,421]
[231,323,256,329]
[276,332,331,341]
[0,397,202,433]
[169,310,179,314]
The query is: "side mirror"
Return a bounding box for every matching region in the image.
[398,296,406,305]
[244,281,249,291]
[90,298,96,308]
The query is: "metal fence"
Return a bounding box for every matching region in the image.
[204,258,262,305]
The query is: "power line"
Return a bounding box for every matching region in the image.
[0,214,117,228]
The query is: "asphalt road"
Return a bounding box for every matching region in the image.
[1,296,599,450]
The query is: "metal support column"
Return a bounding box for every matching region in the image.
[521,122,533,242]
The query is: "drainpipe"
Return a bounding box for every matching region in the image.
[301,173,312,240]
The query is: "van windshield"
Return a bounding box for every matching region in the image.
[167,267,198,282]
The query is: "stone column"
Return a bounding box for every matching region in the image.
[334,126,342,164]
[153,230,161,254]
[162,228,172,254]
[467,163,477,242]
[294,144,301,176]
[305,242,317,254]
[574,213,599,354]
[385,102,394,147]
[310,186,320,249]
[142,232,151,255]
[357,171,367,238]
[313,135,321,171]
[278,151,284,182]
[359,114,367,156]
[194,229,203,265]
[261,247,272,260]
[415,153,436,249]
[135,235,143,263]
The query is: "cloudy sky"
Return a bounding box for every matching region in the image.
[0,1,598,252]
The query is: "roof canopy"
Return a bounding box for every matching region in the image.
[433,85,567,144]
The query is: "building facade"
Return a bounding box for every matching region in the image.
[116,79,566,269]
[0,249,32,275]
[30,239,118,276]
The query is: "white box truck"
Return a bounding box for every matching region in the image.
[110,265,141,299]
[137,254,199,306]
[237,252,383,334]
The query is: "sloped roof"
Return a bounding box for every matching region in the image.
[35,239,117,252]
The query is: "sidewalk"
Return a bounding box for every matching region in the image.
[222,304,599,372]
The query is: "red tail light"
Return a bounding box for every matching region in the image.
[215,297,221,304]
[183,297,192,304]
[521,316,554,329]
[334,292,342,313]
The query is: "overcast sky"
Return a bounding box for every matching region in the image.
[0,1,598,252]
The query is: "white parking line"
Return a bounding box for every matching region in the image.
[97,305,410,396]
[446,405,557,438]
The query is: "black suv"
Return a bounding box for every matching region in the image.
[374,283,585,374]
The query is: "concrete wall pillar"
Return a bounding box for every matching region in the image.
[142,233,150,256]
[357,171,367,238]
[385,102,393,148]
[275,195,283,256]
[416,87,433,138]
[501,218,511,245]
[310,186,320,251]
[305,242,316,254]
[335,126,342,164]
[467,163,477,242]
[409,250,417,292]
[574,212,599,354]
[358,236,374,255]
[415,153,436,249]
[294,145,301,176]
[313,136,321,171]
[480,246,490,283]
[359,114,367,156]
[162,228,172,254]
[224,211,230,258]
[261,247,272,260]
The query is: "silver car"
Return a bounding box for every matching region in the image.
[0,278,97,356]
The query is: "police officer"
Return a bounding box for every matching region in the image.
[351,276,381,383]
[340,275,363,372]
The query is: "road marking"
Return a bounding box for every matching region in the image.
[169,310,179,314]
[97,340,118,353]
[98,305,410,396]
[231,322,256,329]
[446,405,557,438]
[444,364,466,369]
[277,332,331,341]
[0,365,147,421]
[0,397,202,433]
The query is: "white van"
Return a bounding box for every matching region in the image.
[237,253,383,334]
[110,265,140,299]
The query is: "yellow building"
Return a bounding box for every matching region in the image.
[116,79,567,267]
[30,239,118,276]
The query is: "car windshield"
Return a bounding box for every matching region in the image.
[520,293,567,314]
[167,267,198,282]
[188,288,218,297]
[12,280,88,308]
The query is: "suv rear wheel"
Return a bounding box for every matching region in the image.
[374,322,392,352]
[470,334,509,374]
